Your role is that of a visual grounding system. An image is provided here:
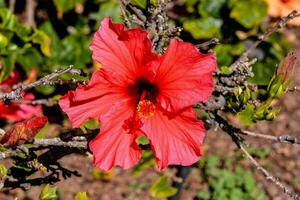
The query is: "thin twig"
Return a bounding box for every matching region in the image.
[196,38,219,52]
[16,99,58,106]
[0,65,81,102]
[241,130,300,146]
[33,137,87,149]
[231,10,300,68]
[239,145,300,200]
[289,86,300,92]
[214,112,300,199]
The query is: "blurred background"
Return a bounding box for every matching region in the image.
[0,0,300,199]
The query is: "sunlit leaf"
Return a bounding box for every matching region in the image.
[0,116,48,147]
[0,163,7,178]
[31,30,51,56]
[150,176,177,198]
[75,192,89,200]
[39,184,58,200]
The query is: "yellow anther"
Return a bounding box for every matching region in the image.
[136,100,156,119]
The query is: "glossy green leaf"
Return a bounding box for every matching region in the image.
[150,176,177,198]
[39,184,58,200]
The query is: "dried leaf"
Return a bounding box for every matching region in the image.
[0,116,48,147]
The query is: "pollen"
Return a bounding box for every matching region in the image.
[136,100,156,119]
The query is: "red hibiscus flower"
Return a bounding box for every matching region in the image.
[59,17,217,170]
[0,71,42,122]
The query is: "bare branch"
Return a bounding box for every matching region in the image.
[289,86,300,92]
[214,112,300,199]
[239,145,300,200]
[0,65,81,102]
[33,137,87,149]
[196,38,219,52]
[16,99,58,106]
[231,10,300,68]
[241,130,300,146]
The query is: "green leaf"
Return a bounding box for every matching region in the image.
[0,0,6,7]
[197,189,211,199]
[131,0,146,9]
[95,1,121,23]
[39,184,58,200]
[183,17,222,39]
[214,44,233,66]
[230,0,267,28]
[136,136,149,145]
[75,192,89,200]
[220,66,231,75]
[237,104,255,125]
[0,32,8,48]
[150,176,177,198]
[31,30,51,56]
[53,0,84,13]
[17,48,43,71]
[0,56,14,83]
[0,163,7,178]
[244,171,256,192]
[198,0,226,18]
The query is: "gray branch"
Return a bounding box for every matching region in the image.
[0,65,81,102]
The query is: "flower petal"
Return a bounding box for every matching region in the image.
[90,17,157,80]
[141,108,206,170]
[155,39,216,113]
[59,69,133,128]
[0,94,42,122]
[89,102,142,170]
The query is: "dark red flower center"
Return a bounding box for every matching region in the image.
[123,78,159,133]
[127,78,159,103]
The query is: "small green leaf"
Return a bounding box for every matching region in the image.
[75,192,89,200]
[183,17,222,39]
[31,30,51,56]
[39,184,58,200]
[150,176,177,198]
[220,66,231,75]
[0,163,7,178]
[237,104,255,125]
[197,189,211,199]
[35,85,56,95]
[136,136,149,145]
[131,0,146,9]
[0,32,8,48]
[0,56,14,83]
